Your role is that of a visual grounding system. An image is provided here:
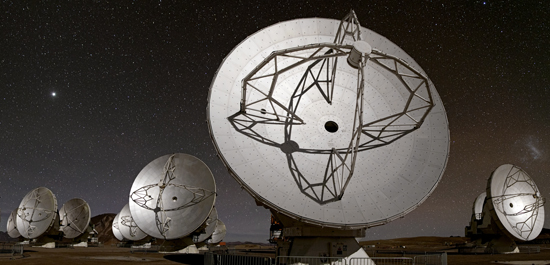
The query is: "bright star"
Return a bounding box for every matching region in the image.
[52,92,56,97]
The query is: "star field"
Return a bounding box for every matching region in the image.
[1,1,549,242]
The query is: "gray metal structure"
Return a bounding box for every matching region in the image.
[59,198,91,239]
[128,153,216,240]
[16,187,58,239]
[207,10,449,229]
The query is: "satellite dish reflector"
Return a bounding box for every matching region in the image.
[196,207,218,243]
[129,153,216,240]
[473,192,486,220]
[7,209,21,238]
[16,187,58,239]
[112,212,125,241]
[209,219,226,245]
[118,203,148,241]
[59,198,91,239]
[487,164,545,241]
[207,14,449,229]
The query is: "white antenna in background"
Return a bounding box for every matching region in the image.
[59,198,91,239]
[466,164,545,253]
[194,207,219,246]
[118,203,148,242]
[16,187,61,247]
[16,187,58,239]
[128,153,216,242]
[112,212,126,241]
[209,219,226,245]
[7,208,21,238]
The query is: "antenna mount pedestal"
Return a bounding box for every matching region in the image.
[272,211,369,259]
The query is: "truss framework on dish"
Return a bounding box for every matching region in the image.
[7,209,21,238]
[128,153,216,240]
[16,187,58,239]
[118,203,148,241]
[112,212,126,241]
[59,198,91,239]
[208,10,449,228]
[488,164,545,241]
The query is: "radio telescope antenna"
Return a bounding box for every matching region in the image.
[465,164,545,253]
[488,164,545,240]
[129,153,216,240]
[209,219,226,245]
[207,9,449,258]
[118,203,148,241]
[59,198,91,239]
[16,187,59,240]
[195,207,219,245]
[473,192,486,220]
[112,212,126,241]
[464,192,487,241]
[7,209,21,238]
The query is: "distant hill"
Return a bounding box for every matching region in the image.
[91,213,117,245]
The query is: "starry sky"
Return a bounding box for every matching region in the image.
[1,1,549,243]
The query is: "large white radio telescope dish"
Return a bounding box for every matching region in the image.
[473,192,486,221]
[196,207,219,243]
[487,164,545,241]
[16,187,58,239]
[118,203,148,241]
[112,212,126,241]
[207,12,449,228]
[7,209,21,238]
[59,198,91,239]
[129,153,216,240]
[209,219,227,245]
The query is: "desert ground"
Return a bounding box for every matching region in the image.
[360,237,550,265]
[1,238,550,265]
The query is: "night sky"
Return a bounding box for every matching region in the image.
[1,1,549,243]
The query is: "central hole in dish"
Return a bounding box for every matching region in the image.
[172,196,178,202]
[325,121,339,133]
[509,203,513,208]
